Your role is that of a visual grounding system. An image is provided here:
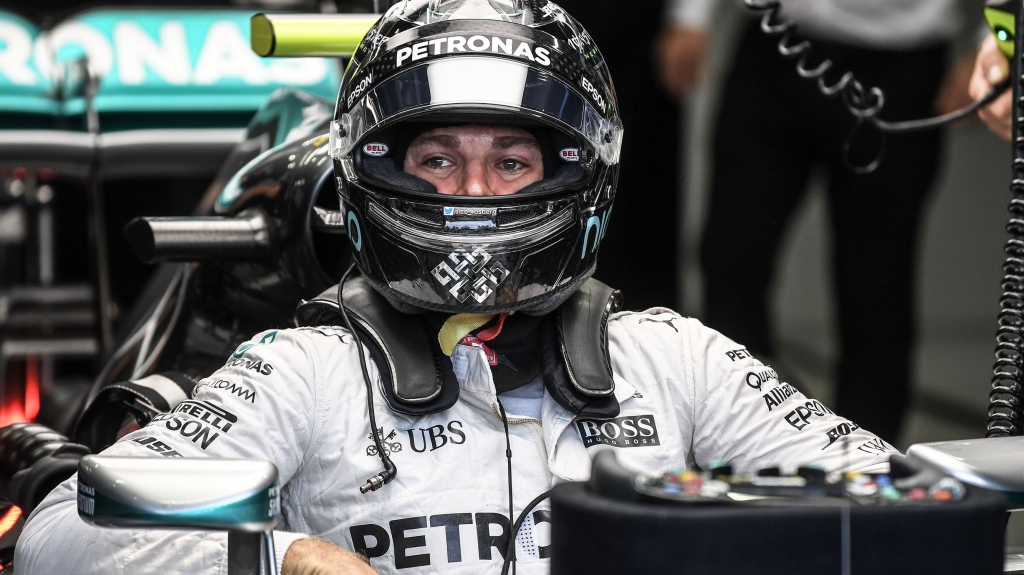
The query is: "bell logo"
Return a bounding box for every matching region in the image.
[559,148,580,162]
[575,414,660,448]
[362,143,389,157]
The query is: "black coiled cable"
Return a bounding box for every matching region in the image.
[741,0,1024,435]
[742,0,1011,174]
[989,194,1024,436]
[987,5,1024,438]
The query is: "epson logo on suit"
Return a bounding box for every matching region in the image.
[576,414,660,448]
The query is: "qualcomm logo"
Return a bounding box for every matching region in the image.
[0,15,329,88]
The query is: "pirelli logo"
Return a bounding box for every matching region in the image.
[575,414,660,448]
[150,400,237,450]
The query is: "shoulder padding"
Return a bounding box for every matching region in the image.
[557,279,622,397]
[294,278,446,407]
[293,276,621,417]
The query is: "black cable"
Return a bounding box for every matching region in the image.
[743,0,1012,173]
[495,399,516,575]
[988,4,1024,438]
[501,489,553,575]
[336,263,397,492]
[874,79,1010,132]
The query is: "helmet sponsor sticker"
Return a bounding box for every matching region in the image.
[566,30,593,53]
[363,142,389,156]
[579,75,605,109]
[347,71,375,107]
[559,148,580,162]
[443,206,497,217]
[431,247,510,304]
[395,35,551,67]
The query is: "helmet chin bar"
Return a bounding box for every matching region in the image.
[360,196,586,310]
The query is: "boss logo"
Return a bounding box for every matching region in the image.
[823,421,860,450]
[559,148,580,162]
[576,414,660,448]
[363,142,389,156]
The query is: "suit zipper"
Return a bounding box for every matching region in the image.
[491,403,540,426]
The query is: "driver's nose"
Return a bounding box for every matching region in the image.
[460,161,493,196]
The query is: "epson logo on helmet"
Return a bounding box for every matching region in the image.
[580,76,605,110]
[363,143,389,157]
[346,72,374,107]
[395,36,551,67]
[560,148,580,162]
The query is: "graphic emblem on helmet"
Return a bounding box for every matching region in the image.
[431,248,512,303]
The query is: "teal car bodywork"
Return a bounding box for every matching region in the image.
[0,8,342,130]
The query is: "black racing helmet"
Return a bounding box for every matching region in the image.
[330,0,623,314]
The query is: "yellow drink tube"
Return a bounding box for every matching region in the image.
[251,13,378,57]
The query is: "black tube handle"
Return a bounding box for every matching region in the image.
[123,209,274,263]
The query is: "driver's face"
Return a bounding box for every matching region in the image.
[403,124,544,196]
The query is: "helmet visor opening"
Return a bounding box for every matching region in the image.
[352,117,594,201]
[330,57,622,166]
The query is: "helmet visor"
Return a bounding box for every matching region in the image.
[330,56,623,165]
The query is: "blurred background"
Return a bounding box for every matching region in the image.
[675,0,999,452]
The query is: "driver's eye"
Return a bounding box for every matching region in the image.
[501,159,522,171]
[426,157,452,169]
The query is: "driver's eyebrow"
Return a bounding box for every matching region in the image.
[415,134,460,148]
[492,135,539,150]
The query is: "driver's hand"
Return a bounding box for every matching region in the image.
[654,25,709,100]
[969,34,1012,141]
[282,538,380,575]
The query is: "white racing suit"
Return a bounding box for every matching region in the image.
[15,308,895,574]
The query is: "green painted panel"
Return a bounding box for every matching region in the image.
[0,9,342,125]
[0,11,58,116]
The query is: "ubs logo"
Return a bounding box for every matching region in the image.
[407,421,466,453]
[366,428,402,457]
[576,414,660,448]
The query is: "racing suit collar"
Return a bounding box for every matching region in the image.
[451,340,635,404]
[451,341,637,483]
